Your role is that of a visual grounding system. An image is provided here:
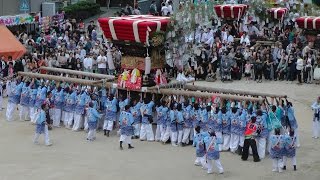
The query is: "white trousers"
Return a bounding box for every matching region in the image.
[222,134,230,151]
[6,102,17,121]
[33,125,51,145]
[313,120,319,138]
[72,114,83,131]
[182,128,191,144]
[140,124,154,141]
[257,137,267,159]
[230,134,240,153]
[65,112,74,128]
[272,158,283,172]
[103,120,114,131]
[84,116,88,131]
[52,108,62,127]
[155,124,162,141]
[178,130,183,144]
[161,126,171,142]
[30,107,36,123]
[283,156,297,166]
[216,132,223,151]
[171,131,178,144]
[0,96,2,109]
[19,105,29,121]
[134,123,141,136]
[120,135,132,145]
[87,129,96,140]
[206,159,224,174]
[239,135,245,147]
[194,156,206,167]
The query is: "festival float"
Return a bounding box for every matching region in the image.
[98,15,170,90]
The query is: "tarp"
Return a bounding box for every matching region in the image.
[0,25,26,61]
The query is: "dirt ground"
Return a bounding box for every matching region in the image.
[0,80,319,180]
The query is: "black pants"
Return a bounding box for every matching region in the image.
[241,138,260,161]
[297,70,302,83]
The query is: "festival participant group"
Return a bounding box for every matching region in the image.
[3,75,319,174]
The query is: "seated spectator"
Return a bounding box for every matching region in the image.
[206,63,216,82]
[195,63,207,80]
[276,58,287,81]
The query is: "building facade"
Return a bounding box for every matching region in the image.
[0,0,45,16]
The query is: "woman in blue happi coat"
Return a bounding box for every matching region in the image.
[203,131,224,174]
[130,97,142,139]
[161,99,172,144]
[255,109,269,159]
[220,107,231,151]
[64,88,77,128]
[139,95,155,141]
[176,103,185,146]
[19,80,31,121]
[230,107,240,153]
[119,105,135,150]
[237,103,251,155]
[286,101,300,147]
[199,104,209,132]
[87,102,102,141]
[52,86,64,127]
[169,102,178,146]
[6,77,23,121]
[28,83,38,123]
[103,93,118,137]
[34,83,47,110]
[182,100,193,146]
[72,88,87,131]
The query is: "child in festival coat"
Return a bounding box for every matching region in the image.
[270,128,284,173]
[119,105,135,150]
[204,131,224,174]
[33,104,52,146]
[87,102,102,141]
[282,129,297,171]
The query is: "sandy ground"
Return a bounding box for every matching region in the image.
[0,80,320,180]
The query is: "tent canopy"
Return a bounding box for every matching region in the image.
[0,25,26,61]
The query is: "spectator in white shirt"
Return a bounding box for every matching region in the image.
[79,45,86,61]
[240,31,250,46]
[161,3,169,16]
[167,1,173,15]
[83,54,93,73]
[195,29,208,44]
[97,52,107,74]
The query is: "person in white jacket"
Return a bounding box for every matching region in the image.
[311,97,320,139]
[296,56,304,84]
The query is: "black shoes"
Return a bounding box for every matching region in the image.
[128,144,134,149]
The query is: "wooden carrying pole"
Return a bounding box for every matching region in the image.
[18,72,113,87]
[148,89,264,102]
[39,67,115,80]
[19,72,263,102]
[184,84,286,98]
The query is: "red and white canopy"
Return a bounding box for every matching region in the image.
[98,15,170,43]
[296,16,320,30]
[214,4,249,20]
[267,7,288,20]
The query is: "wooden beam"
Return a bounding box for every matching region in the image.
[18,72,113,87]
[19,72,263,102]
[148,89,264,102]
[184,84,286,98]
[39,67,115,80]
